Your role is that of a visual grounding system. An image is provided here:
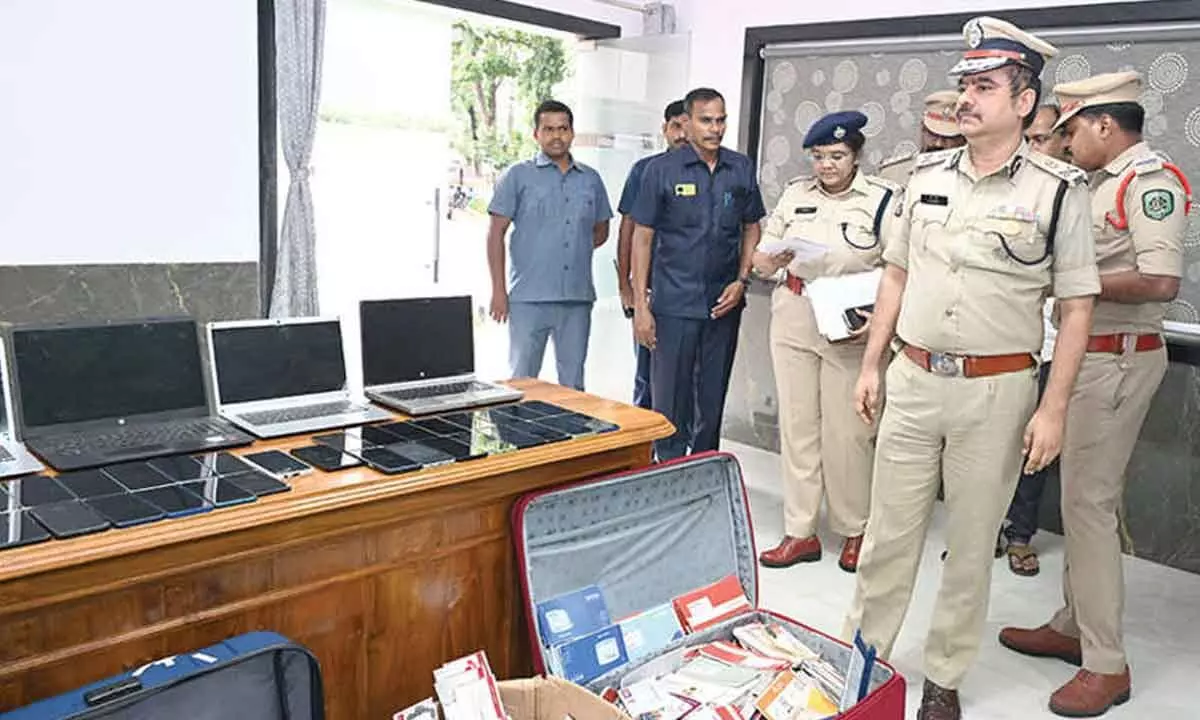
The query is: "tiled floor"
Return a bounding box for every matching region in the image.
[724,439,1200,720]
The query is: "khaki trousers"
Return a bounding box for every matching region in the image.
[1049,347,1166,674]
[844,351,1037,689]
[769,286,875,539]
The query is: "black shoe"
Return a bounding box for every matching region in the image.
[918,680,961,720]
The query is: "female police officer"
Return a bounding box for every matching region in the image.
[753,111,901,573]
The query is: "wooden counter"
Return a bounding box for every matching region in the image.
[0,381,673,717]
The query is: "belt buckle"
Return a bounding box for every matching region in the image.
[1121,333,1135,355]
[929,352,960,377]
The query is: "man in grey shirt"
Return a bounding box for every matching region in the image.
[487,100,613,391]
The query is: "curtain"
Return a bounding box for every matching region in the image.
[269,0,326,318]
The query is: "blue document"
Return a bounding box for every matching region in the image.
[535,584,611,648]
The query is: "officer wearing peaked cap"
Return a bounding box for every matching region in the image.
[877,90,966,185]
[842,16,1100,720]
[1000,70,1190,718]
[753,111,902,575]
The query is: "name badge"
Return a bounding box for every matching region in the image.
[674,183,697,197]
[794,206,818,214]
[920,194,949,206]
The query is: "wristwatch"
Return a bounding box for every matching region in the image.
[738,275,752,289]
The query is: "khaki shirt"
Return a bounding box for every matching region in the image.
[884,143,1100,356]
[760,171,902,280]
[876,153,916,187]
[1087,141,1186,334]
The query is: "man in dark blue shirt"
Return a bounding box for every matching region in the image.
[617,99,689,410]
[630,87,767,461]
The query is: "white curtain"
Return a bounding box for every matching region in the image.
[269,0,326,318]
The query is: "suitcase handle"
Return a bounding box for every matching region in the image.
[83,677,143,706]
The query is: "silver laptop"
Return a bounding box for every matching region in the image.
[206,316,393,438]
[0,336,46,478]
[360,296,523,416]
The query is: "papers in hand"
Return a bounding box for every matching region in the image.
[805,269,882,342]
[756,236,829,263]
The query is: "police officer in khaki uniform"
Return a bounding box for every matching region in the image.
[876,90,966,185]
[1000,71,1190,718]
[842,17,1101,720]
[754,111,901,573]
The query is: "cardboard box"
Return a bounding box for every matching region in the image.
[498,677,631,720]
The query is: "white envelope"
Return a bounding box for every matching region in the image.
[757,236,829,263]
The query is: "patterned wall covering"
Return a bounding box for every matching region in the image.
[758,31,1200,325]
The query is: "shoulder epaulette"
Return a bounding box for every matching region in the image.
[878,152,915,170]
[1132,154,1165,176]
[1026,151,1086,186]
[864,175,901,193]
[785,175,814,187]
[913,148,959,171]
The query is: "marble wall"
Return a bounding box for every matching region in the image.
[0,263,260,325]
[723,282,1200,576]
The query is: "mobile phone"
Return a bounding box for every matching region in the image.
[195,451,256,477]
[843,304,874,332]
[0,508,52,549]
[241,450,312,480]
[29,500,112,538]
[105,462,172,491]
[290,444,363,472]
[86,493,166,528]
[227,471,291,497]
[360,447,422,475]
[409,417,463,437]
[148,455,205,482]
[8,475,74,507]
[190,477,256,508]
[534,414,619,437]
[134,484,212,518]
[313,430,371,458]
[51,471,124,500]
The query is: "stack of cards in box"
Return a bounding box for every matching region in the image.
[605,620,851,720]
[419,651,506,720]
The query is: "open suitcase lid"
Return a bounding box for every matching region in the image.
[512,452,758,672]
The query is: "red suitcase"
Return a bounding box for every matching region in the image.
[511,451,905,719]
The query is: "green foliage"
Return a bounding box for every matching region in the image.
[450,20,568,175]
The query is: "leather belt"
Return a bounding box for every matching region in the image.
[901,342,1036,378]
[785,273,805,295]
[1086,333,1163,354]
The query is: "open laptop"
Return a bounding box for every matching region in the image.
[361,296,523,416]
[206,316,392,438]
[0,336,45,478]
[10,317,254,472]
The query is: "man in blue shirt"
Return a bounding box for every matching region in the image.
[617,99,689,410]
[630,87,766,460]
[487,100,613,391]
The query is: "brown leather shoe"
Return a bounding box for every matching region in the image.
[917,680,960,720]
[999,624,1083,666]
[1049,668,1131,717]
[758,535,821,567]
[838,535,863,573]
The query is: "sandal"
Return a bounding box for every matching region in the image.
[1006,543,1040,576]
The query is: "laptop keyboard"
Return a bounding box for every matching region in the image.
[36,420,232,458]
[384,382,490,402]
[239,401,366,426]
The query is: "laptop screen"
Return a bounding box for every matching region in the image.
[210,320,347,405]
[12,319,208,430]
[360,296,474,386]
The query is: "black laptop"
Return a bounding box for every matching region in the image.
[10,317,254,471]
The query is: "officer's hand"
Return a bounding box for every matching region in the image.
[634,307,656,350]
[1022,408,1064,474]
[711,281,745,319]
[490,292,509,324]
[847,308,873,340]
[618,282,635,316]
[854,368,881,425]
[752,250,794,276]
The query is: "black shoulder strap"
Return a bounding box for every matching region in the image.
[1046,179,1068,257]
[873,188,894,240]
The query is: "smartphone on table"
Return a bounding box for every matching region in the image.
[241,450,312,480]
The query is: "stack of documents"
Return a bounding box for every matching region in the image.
[804,269,882,342]
[422,651,506,720]
[671,575,752,633]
